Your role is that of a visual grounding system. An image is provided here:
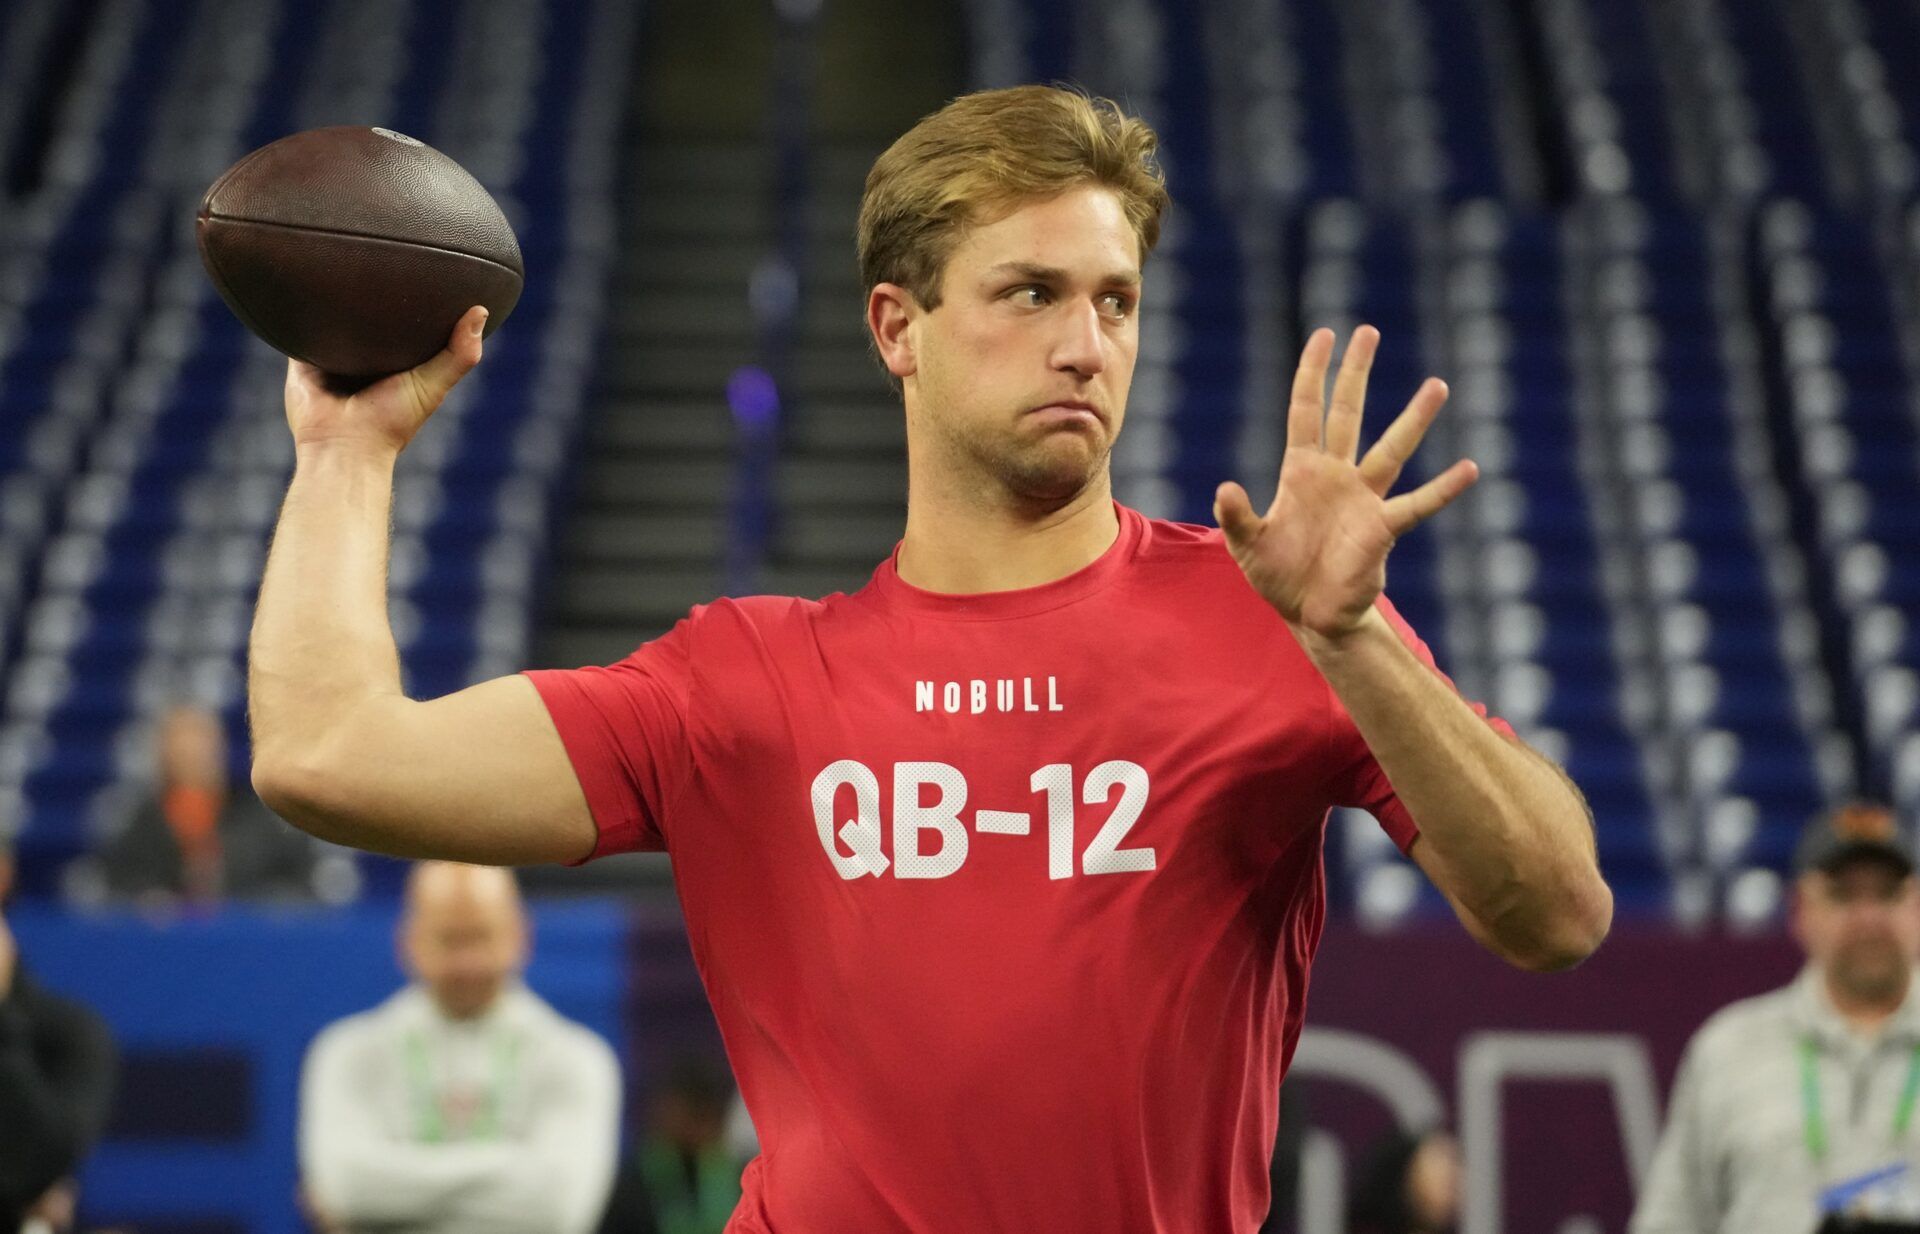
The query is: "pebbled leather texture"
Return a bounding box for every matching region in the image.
[195,126,525,378]
[198,216,525,377]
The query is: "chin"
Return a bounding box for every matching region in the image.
[1004,445,1107,500]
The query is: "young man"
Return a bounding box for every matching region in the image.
[251,86,1609,1232]
[298,862,620,1233]
[1633,805,1920,1232]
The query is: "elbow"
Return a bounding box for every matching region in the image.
[253,756,321,827]
[1504,872,1614,973]
[253,755,357,848]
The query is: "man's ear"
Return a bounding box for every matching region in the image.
[867,283,921,380]
[1788,873,1816,946]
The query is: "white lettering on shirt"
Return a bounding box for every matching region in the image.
[811,759,1153,881]
[893,762,969,879]
[911,678,1066,715]
[810,760,888,878]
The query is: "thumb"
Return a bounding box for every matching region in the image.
[1213,481,1262,546]
[408,305,488,406]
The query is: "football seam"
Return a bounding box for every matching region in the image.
[199,212,525,277]
[200,142,279,217]
[196,218,318,366]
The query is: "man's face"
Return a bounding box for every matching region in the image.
[1794,860,1920,1008]
[900,184,1141,504]
[401,874,527,1020]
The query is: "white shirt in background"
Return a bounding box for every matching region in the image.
[299,983,621,1234]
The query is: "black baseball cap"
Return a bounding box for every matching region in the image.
[1793,802,1914,877]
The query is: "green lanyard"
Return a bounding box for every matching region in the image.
[1799,1036,1920,1161]
[405,1027,520,1143]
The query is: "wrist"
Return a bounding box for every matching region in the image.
[294,437,401,470]
[1288,604,1394,665]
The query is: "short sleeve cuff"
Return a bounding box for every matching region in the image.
[521,668,655,862]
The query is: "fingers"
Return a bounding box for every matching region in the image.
[1359,376,1450,495]
[407,305,488,406]
[1383,458,1480,537]
[1287,328,1335,450]
[1323,325,1379,461]
[1213,480,1263,547]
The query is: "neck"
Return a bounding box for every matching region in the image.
[424,985,512,1024]
[897,469,1119,595]
[1825,970,1910,1037]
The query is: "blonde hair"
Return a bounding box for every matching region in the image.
[858,84,1170,320]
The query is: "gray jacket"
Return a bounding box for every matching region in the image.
[1632,965,1920,1233]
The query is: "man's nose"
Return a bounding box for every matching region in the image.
[1051,299,1108,378]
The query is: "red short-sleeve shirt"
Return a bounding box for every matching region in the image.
[524,501,1511,1233]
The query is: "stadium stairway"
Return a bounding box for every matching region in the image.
[538,135,762,668]
[537,0,963,673]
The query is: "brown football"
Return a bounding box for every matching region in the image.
[196,126,523,381]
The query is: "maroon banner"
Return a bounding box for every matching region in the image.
[1294,922,1803,1233]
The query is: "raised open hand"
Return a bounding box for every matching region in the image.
[283,305,487,456]
[1213,326,1478,644]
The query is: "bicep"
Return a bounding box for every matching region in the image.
[258,674,595,866]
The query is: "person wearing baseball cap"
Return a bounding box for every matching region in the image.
[1635,802,1920,1233]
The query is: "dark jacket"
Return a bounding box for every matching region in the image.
[95,787,326,904]
[0,963,118,1227]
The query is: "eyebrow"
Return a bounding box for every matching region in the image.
[982,260,1142,287]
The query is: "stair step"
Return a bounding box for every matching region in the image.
[633,143,768,186]
[576,458,735,505]
[552,566,725,625]
[559,512,729,563]
[772,509,901,563]
[784,411,903,452]
[588,403,735,451]
[774,456,906,505]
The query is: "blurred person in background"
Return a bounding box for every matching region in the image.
[1634,802,1920,1233]
[298,861,620,1233]
[0,842,118,1234]
[1346,1127,1461,1234]
[599,1054,743,1234]
[67,703,351,910]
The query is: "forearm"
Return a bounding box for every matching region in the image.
[442,1143,613,1234]
[248,442,404,796]
[327,1135,608,1232]
[444,1058,622,1233]
[1302,607,1610,968]
[310,1140,516,1226]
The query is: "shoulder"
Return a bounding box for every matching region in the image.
[1685,982,1798,1067]
[696,593,829,628]
[1123,510,1289,633]
[1137,512,1226,554]
[15,974,114,1052]
[1130,511,1254,588]
[668,594,864,660]
[517,994,620,1078]
[305,992,408,1066]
